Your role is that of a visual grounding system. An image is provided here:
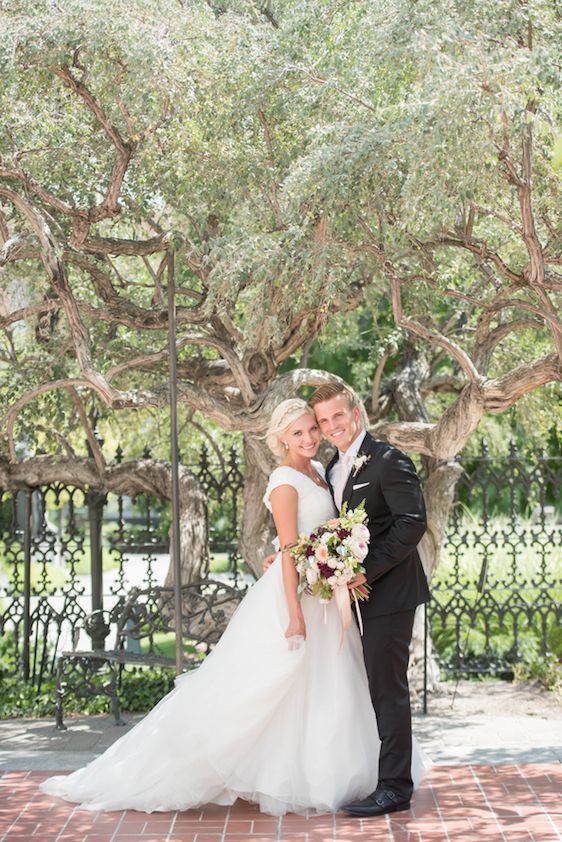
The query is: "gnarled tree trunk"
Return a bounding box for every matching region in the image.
[410,458,466,696]
[373,348,467,695]
[238,433,276,579]
[161,464,208,586]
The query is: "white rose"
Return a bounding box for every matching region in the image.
[306,568,319,585]
[351,523,370,542]
[328,576,337,586]
[326,555,338,569]
[347,536,368,561]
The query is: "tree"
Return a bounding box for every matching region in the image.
[1,0,560,593]
[0,0,372,576]
[276,0,561,581]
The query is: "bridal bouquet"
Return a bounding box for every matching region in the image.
[289,503,371,637]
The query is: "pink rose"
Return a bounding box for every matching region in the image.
[326,518,341,529]
[315,544,329,562]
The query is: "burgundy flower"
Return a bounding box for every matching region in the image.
[337,528,351,540]
[318,562,334,579]
[305,545,315,557]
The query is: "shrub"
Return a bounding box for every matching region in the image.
[0,666,177,719]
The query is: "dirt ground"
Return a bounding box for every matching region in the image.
[419,677,562,718]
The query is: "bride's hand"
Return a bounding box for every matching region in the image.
[285,607,306,641]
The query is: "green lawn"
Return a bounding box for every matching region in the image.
[0,560,67,592]
[138,631,205,660]
[436,519,561,582]
[208,551,249,575]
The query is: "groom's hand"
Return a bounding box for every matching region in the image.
[348,573,367,590]
[262,553,276,573]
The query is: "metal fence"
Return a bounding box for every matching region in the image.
[0,440,560,689]
[428,440,561,675]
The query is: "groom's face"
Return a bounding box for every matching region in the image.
[312,394,362,453]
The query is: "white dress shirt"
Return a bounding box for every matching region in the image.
[329,430,367,509]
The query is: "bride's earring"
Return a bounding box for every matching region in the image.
[282,441,288,450]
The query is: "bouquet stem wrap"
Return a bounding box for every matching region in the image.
[335,584,364,645]
[334,583,352,636]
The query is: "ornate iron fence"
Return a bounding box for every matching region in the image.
[193,444,245,581]
[0,443,247,689]
[0,440,560,690]
[428,440,561,676]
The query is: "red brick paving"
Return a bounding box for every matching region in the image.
[0,764,560,841]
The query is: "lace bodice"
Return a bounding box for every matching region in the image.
[263,462,337,548]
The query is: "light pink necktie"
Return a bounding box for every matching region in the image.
[334,452,351,510]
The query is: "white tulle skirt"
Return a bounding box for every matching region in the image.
[41,557,427,815]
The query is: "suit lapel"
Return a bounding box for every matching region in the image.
[325,450,338,501]
[342,432,373,507]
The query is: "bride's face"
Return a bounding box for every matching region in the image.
[281,412,321,460]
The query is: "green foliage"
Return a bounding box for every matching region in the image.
[0,665,177,718]
[430,517,561,692]
[513,653,562,702]
[0,676,61,718]
[117,666,176,712]
[432,610,562,672]
[0,624,180,717]
[0,629,18,674]
[553,135,562,171]
[0,497,12,535]
[0,0,559,460]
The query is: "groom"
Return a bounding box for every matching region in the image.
[308,383,429,818]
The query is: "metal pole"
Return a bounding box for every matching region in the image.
[87,490,106,649]
[167,248,183,675]
[423,600,428,715]
[22,488,32,681]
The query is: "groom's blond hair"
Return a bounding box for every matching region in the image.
[308,383,359,411]
[308,383,369,428]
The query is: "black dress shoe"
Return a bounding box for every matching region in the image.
[342,788,410,817]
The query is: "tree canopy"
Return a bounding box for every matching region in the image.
[1,0,560,469]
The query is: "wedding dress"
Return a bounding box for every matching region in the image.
[41,463,427,815]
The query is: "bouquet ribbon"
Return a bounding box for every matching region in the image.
[334,583,364,647]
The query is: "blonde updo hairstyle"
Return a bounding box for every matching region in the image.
[266,398,315,459]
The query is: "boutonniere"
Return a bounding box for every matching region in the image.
[352,454,371,476]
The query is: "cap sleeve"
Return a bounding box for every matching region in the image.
[263,467,299,512]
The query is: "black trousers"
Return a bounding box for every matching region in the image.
[360,609,416,802]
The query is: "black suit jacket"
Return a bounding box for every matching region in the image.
[326,432,429,618]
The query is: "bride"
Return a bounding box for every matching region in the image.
[41,398,425,815]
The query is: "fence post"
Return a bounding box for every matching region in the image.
[22,488,33,682]
[86,490,108,650]
[423,600,428,714]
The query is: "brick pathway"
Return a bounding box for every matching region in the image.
[1,763,560,841]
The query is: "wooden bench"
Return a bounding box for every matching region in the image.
[54,580,246,729]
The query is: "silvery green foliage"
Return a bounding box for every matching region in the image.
[281,1,560,234]
[0,0,559,443]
